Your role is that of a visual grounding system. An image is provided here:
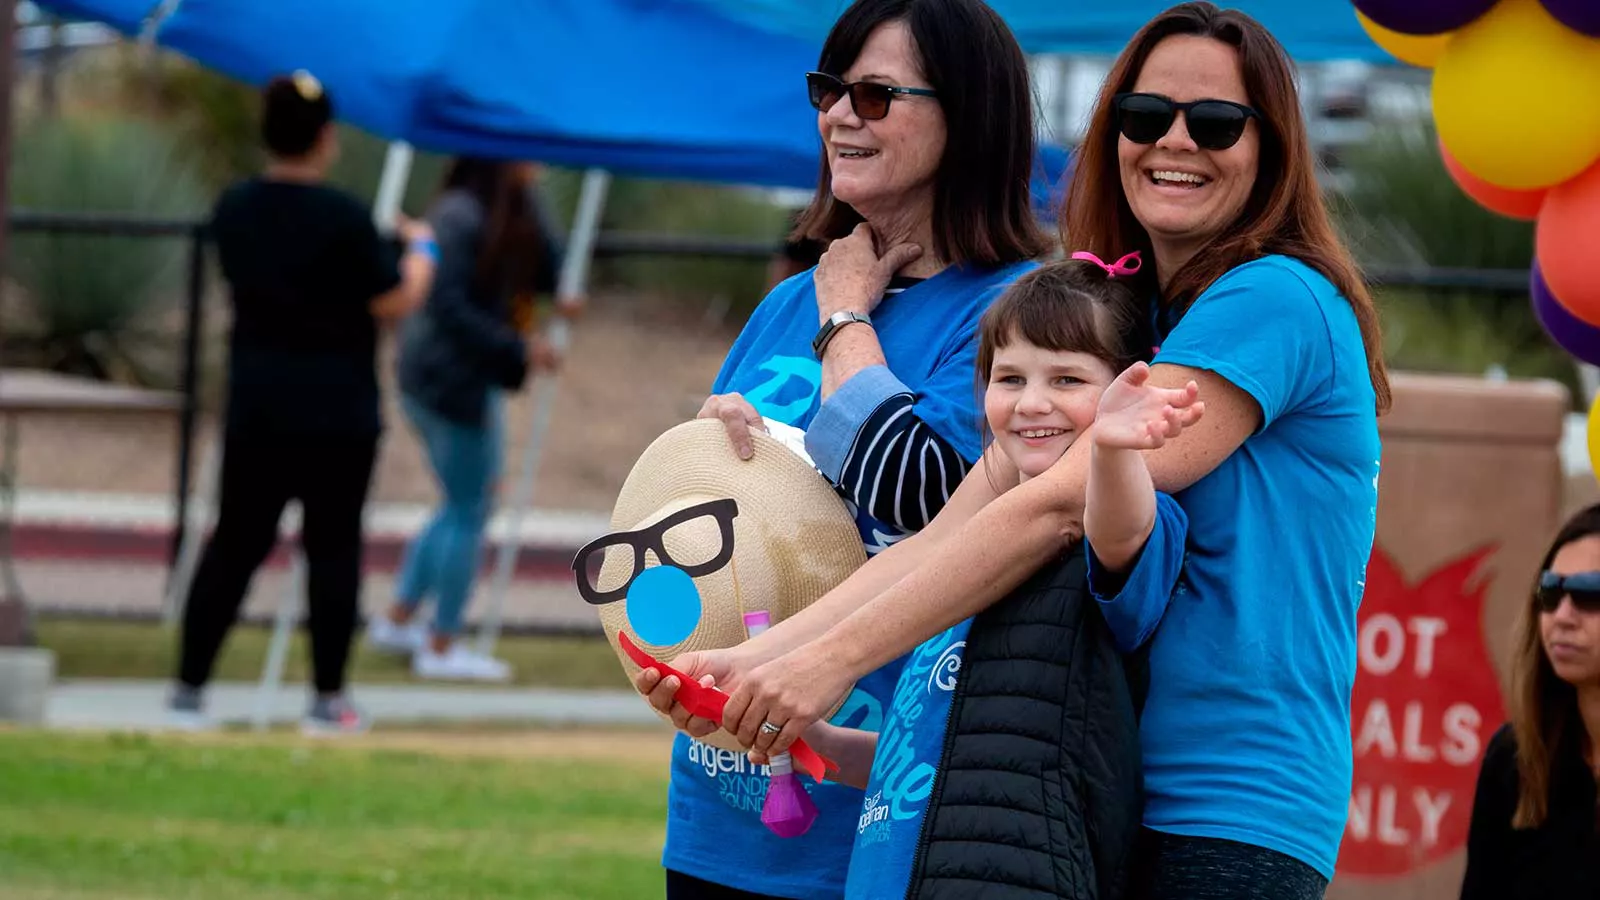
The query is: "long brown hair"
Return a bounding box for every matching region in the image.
[1060,1,1390,413]
[792,0,1046,265]
[1510,503,1600,828]
[439,157,553,299]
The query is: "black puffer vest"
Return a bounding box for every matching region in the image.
[903,546,1146,899]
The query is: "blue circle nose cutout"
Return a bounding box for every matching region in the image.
[626,566,702,647]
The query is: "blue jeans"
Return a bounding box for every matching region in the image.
[395,391,504,637]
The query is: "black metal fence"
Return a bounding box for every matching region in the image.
[2,208,1542,584]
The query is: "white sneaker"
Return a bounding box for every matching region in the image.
[165,687,217,732]
[412,643,512,683]
[367,615,428,654]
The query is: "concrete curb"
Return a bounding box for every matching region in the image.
[46,679,660,731]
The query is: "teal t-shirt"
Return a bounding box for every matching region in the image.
[1138,255,1381,879]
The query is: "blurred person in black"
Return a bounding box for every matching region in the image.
[167,71,437,734]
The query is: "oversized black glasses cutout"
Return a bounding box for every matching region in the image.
[570,498,739,606]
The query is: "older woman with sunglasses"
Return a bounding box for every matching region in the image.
[652,2,1392,898]
[1461,504,1600,899]
[631,1,1045,898]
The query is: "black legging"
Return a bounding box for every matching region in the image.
[665,871,791,900]
[176,432,378,695]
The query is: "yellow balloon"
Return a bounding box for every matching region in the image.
[1357,10,1452,68]
[1433,0,1600,190]
[1589,392,1600,485]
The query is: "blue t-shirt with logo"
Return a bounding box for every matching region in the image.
[843,618,970,899]
[663,260,1035,898]
[1135,255,1380,880]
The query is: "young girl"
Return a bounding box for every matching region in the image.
[751,255,1201,899]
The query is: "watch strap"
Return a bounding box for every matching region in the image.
[813,311,873,359]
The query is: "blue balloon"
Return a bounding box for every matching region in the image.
[1540,0,1600,37]
[1352,0,1498,35]
[1532,261,1600,366]
[625,566,703,647]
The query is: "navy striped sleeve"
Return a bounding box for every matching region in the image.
[832,389,971,533]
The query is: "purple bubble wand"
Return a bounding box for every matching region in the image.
[743,609,819,838]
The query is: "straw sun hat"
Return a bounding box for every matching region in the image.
[573,418,868,751]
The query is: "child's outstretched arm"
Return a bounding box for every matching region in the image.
[1085,362,1200,651]
[1085,362,1200,569]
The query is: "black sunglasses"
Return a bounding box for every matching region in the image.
[1113,92,1260,152]
[1535,570,1600,613]
[806,71,936,121]
[570,498,739,606]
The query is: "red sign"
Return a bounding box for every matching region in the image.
[1337,545,1505,877]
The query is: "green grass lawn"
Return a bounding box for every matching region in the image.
[37,618,628,689]
[0,728,671,900]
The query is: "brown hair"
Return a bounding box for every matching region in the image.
[975,260,1150,486]
[1510,502,1600,828]
[260,72,332,159]
[1059,1,1391,414]
[792,0,1047,266]
[976,260,1149,383]
[438,158,554,301]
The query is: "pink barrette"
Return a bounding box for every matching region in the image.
[1071,250,1142,278]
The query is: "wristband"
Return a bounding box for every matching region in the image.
[408,238,440,264]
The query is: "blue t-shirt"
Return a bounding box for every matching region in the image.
[1086,492,1189,653]
[663,260,1035,898]
[1136,255,1380,879]
[843,619,971,900]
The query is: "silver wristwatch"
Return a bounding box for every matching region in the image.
[812,311,873,359]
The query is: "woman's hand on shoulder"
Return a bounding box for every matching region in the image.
[814,223,923,322]
[697,392,768,461]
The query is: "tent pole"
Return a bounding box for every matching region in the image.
[373,141,415,234]
[476,167,610,657]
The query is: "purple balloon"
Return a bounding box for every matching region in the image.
[1532,262,1600,366]
[1353,0,1499,34]
[1540,0,1600,37]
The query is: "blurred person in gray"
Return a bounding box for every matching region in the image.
[366,157,563,681]
[168,71,437,734]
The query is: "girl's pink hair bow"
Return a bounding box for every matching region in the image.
[1070,250,1142,278]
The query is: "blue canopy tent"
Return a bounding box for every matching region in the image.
[30,0,152,32]
[57,0,830,190]
[36,0,1389,198]
[685,0,1392,63]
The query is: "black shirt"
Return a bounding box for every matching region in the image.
[1460,722,1600,900]
[209,177,401,438]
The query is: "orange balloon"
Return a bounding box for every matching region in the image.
[1536,160,1600,325]
[1440,140,1548,219]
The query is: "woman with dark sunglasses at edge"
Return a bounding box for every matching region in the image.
[644,3,1392,898]
[1460,503,1600,899]
[630,1,1045,898]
